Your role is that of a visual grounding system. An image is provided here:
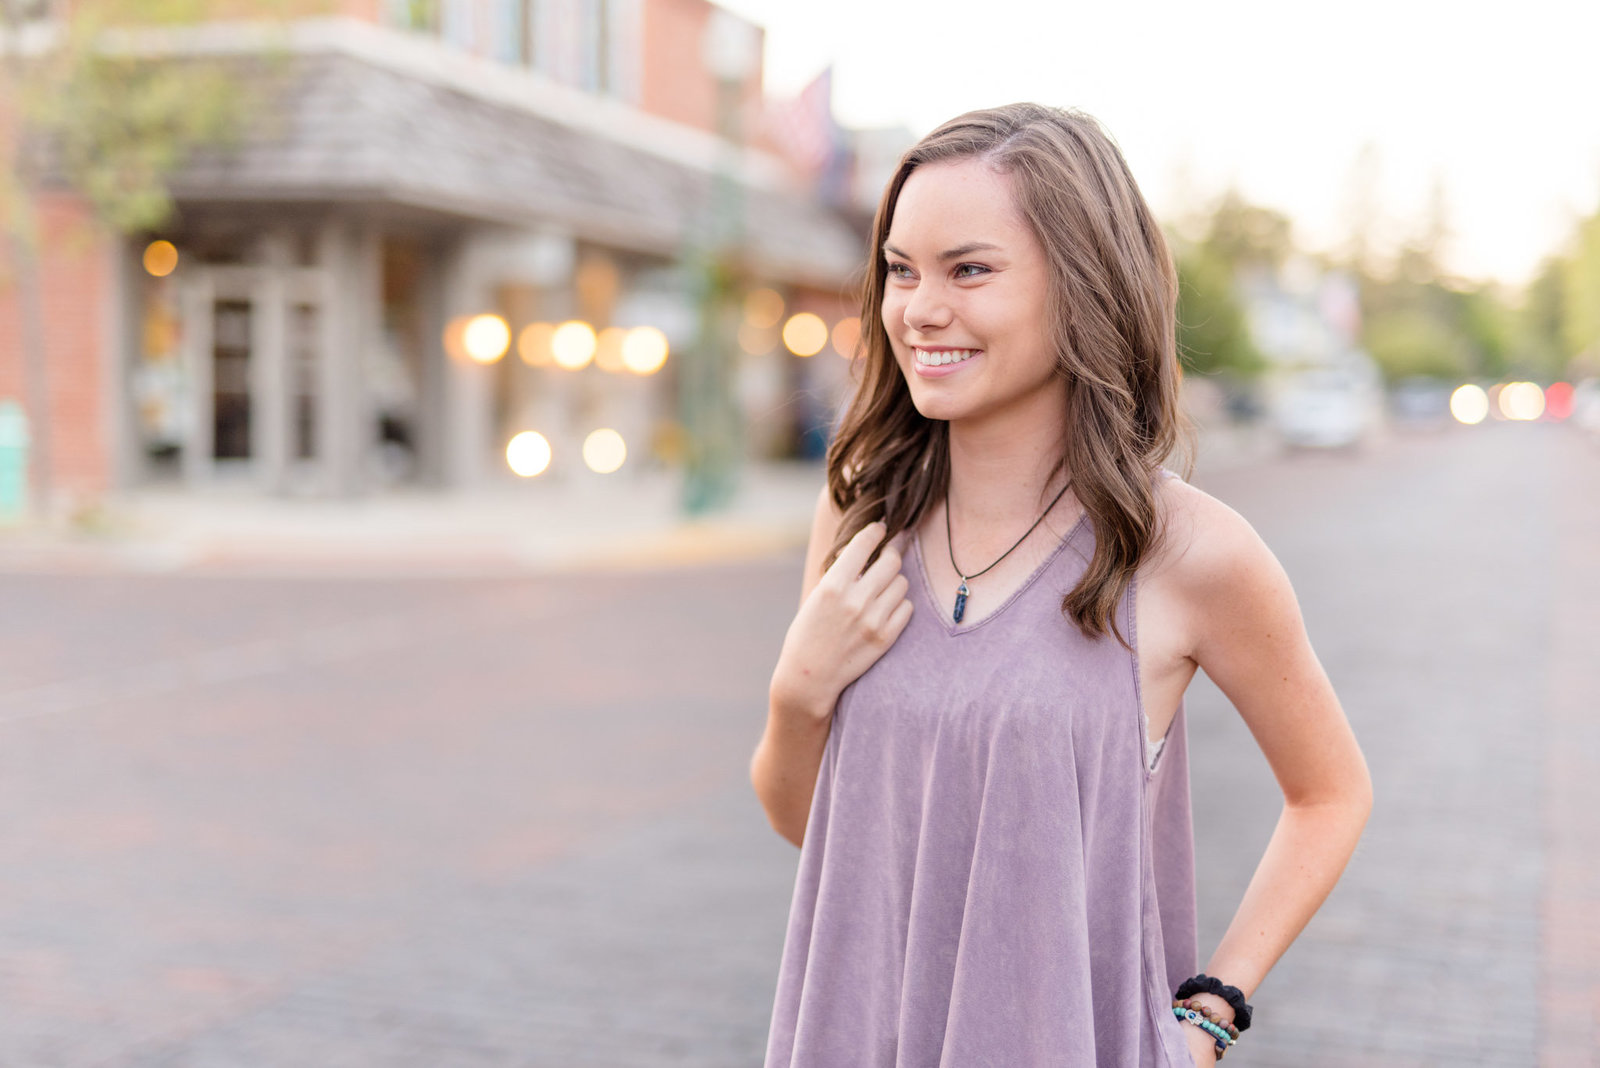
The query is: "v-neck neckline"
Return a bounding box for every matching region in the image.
[912,510,1089,638]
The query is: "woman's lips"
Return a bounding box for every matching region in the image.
[911,347,983,378]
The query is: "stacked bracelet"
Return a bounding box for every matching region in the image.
[1172,998,1239,1056]
[1174,973,1253,1032]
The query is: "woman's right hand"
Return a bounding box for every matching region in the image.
[769,521,914,721]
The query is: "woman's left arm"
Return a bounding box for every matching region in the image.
[1180,498,1373,1014]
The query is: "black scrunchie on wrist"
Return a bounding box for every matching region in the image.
[1174,974,1253,1033]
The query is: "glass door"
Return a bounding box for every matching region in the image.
[211,299,253,462]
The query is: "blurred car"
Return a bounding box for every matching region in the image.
[1389,376,1454,429]
[1573,378,1600,436]
[1274,366,1380,448]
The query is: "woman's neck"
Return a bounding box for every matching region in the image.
[945,412,1071,529]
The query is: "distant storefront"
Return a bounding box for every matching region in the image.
[33,18,866,502]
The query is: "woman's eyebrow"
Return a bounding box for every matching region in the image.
[882,241,1003,261]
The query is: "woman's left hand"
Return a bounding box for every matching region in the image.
[1183,1023,1219,1067]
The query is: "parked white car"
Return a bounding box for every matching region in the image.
[1572,378,1600,437]
[1273,366,1381,448]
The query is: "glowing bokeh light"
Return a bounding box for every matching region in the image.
[1450,384,1489,425]
[506,431,552,477]
[744,288,785,329]
[831,316,862,359]
[595,327,629,373]
[143,240,178,277]
[519,322,555,367]
[582,428,627,473]
[739,322,777,355]
[551,320,597,370]
[783,312,829,357]
[443,317,470,362]
[1545,381,1574,421]
[1500,381,1545,421]
[622,326,669,375]
[463,314,511,364]
[1486,382,1508,420]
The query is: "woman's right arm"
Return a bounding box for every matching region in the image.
[749,489,914,847]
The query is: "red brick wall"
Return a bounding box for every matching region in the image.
[639,0,764,137]
[0,192,112,500]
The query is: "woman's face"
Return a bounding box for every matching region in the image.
[880,158,1063,429]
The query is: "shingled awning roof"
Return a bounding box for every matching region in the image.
[169,48,863,287]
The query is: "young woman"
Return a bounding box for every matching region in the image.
[750,104,1372,1066]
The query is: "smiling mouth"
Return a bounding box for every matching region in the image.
[914,348,981,367]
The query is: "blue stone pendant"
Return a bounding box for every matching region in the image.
[953,580,969,624]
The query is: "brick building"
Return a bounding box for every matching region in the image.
[0,0,865,506]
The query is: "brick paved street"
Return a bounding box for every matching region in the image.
[0,423,1594,1066]
[1183,424,1599,1067]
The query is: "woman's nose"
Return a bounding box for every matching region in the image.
[902,280,952,331]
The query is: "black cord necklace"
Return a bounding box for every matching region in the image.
[945,478,1073,624]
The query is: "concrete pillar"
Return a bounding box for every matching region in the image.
[102,237,136,491]
[317,219,382,498]
[414,237,451,488]
[431,225,580,489]
[179,270,214,487]
[252,232,291,495]
[438,234,493,489]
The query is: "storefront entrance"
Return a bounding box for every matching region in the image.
[164,263,331,493]
[130,225,438,498]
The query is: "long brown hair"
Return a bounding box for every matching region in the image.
[825,103,1192,642]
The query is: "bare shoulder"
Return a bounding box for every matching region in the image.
[1147,472,1277,588]
[1143,471,1300,661]
[799,486,844,603]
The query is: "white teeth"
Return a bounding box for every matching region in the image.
[915,348,979,366]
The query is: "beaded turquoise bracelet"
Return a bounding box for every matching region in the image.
[1172,999,1238,1057]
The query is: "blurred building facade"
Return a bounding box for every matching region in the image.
[0,0,874,503]
[1240,258,1384,448]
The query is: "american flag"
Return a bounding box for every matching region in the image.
[765,66,839,178]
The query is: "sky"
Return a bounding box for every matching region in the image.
[717,0,1600,289]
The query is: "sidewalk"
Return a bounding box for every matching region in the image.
[0,423,1280,577]
[0,462,827,576]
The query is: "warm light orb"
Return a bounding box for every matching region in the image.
[1500,381,1545,421]
[1486,382,1508,420]
[582,428,627,473]
[831,316,862,359]
[783,312,828,357]
[551,320,597,370]
[518,322,555,367]
[738,322,777,355]
[1450,384,1489,425]
[595,327,629,373]
[622,326,669,375]
[744,288,785,329]
[463,314,511,364]
[143,240,178,277]
[506,431,552,477]
[1545,381,1574,421]
[443,317,470,362]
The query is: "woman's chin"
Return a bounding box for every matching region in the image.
[907,393,970,423]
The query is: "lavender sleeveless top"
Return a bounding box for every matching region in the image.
[765,509,1198,1067]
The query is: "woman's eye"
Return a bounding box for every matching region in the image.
[886,262,913,279]
[954,263,989,279]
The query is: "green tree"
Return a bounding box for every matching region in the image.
[1,0,272,512]
[1562,208,1600,367]
[1169,188,1293,381]
[1363,308,1466,380]
[1452,285,1514,379]
[1517,254,1568,377]
[1200,188,1293,273]
[1174,244,1264,378]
